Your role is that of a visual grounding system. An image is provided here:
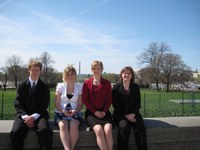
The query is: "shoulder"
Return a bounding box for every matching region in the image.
[75,83,82,93]
[130,83,140,91]
[18,79,29,87]
[57,82,65,87]
[113,81,122,89]
[37,79,50,90]
[75,83,82,89]
[38,79,48,86]
[84,77,92,85]
[56,82,65,91]
[131,82,139,88]
[101,78,110,85]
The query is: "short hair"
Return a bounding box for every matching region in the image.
[63,65,77,82]
[119,66,135,82]
[91,60,104,69]
[28,60,42,70]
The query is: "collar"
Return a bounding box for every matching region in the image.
[29,77,38,85]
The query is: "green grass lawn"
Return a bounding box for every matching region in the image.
[0,88,200,119]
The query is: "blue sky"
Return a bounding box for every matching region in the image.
[0,0,199,74]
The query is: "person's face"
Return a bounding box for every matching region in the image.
[91,64,103,76]
[122,70,132,82]
[29,66,41,81]
[65,71,76,82]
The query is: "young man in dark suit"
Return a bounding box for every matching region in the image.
[9,60,53,150]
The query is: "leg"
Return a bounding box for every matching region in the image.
[134,127,147,150]
[58,120,70,150]
[69,120,80,150]
[9,117,28,150]
[118,119,131,150]
[35,117,53,150]
[104,123,113,150]
[132,115,147,150]
[93,124,108,150]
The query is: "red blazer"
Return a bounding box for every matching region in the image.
[82,77,112,114]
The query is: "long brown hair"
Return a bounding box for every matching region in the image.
[119,66,135,83]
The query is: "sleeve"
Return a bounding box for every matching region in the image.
[82,81,96,114]
[56,83,62,93]
[112,84,126,115]
[132,84,141,113]
[31,113,40,119]
[103,81,112,113]
[14,83,28,117]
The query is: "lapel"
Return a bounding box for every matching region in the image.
[26,78,41,102]
[25,79,32,96]
[34,79,41,97]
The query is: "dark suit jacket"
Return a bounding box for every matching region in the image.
[14,78,50,119]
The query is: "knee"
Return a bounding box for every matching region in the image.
[11,127,27,138]
[119,120,130,130]
[58,121,68,130]
[93,125,104,136]
[38,128,53,138]
[104,124,112,135]
[118,122,131,134]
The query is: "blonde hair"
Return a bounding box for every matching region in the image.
[91,60,104,69]
[28,60,42,70]
[63,65,77,82]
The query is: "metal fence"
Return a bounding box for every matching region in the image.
[1,88,200,120]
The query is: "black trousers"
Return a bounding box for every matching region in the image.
[113,113,147,150]
[9,116,53,150]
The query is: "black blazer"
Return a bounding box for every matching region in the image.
[112,82,141,116]
[14,78,50,119]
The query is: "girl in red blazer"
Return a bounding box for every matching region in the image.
[82,60,113,150]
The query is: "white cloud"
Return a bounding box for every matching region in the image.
[0,12,144,73]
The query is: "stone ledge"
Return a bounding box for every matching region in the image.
[0,116,200,150]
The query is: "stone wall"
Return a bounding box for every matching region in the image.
[0,117,200,150]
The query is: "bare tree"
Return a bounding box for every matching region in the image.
[0,67,8,91]
[40,51,54,83]
[137,67,154,87]
[160,53,192,92]
[6,55,23,88]
[137,41,170,91]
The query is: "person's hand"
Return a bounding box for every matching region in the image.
[95,111,105,118]
[24,116,35,128]
[125,113,137,123]
[63,110,74,117]
[68,109,77,116]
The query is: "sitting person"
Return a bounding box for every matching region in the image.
[112,66,147,150]
[54,65,83,150]
[82,60,113,150]
[9,60,53,150]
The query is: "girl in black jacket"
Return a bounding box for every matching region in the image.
[112,66,147,150]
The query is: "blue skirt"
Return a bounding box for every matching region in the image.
[54,111,84,123]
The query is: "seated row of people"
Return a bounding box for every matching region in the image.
[9,60,147,150]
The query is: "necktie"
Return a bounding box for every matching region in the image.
[32,82,36,95]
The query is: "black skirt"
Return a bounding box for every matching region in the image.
[85,109,113,128]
